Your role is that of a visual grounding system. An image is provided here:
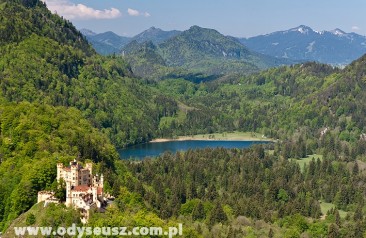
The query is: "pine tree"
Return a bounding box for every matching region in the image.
[327,223,339,238]
[268,228,274,238]
[334,209,341,227]
[354,222,363,238]
[192,201,205,221]
[353,206,363,221]
[353,162,359,175]
[208,202,227,227]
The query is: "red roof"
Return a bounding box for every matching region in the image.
[97,187,103,195]
[73,185,90,192]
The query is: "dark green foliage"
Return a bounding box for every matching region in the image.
[0,0,92,53]
[125,148,317,221]
[192,201,206,221]
[268,228,274,238]
[25,213,36,226]
[327,223,340,238]
[53,179,66,202]
[208,202,227,226]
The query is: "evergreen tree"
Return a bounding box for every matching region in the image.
[353,162,359,175]
[192,201,205,221]
[208,202,227,227]
[353,206,363,221]
[268,228,274,238]
[327,223,339,238]
[334,209,341,227]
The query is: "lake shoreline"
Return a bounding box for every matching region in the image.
[150,132,273,143]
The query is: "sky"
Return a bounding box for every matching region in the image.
[42,0,366,38]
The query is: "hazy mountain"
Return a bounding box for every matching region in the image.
[82,30,131,55]
[80,28,97,37]
[91,31,131,48]
[81,27,180,55]
[131,26,181,44]
[239,25,366,65]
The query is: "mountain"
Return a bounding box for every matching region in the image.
[239,25,366,65]
[122,25,293,77]
[83,30,131,55]
[131,26,181,44]
[80,28,97,37]
[81,27,180,55]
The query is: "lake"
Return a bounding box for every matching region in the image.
[119,140,270,160]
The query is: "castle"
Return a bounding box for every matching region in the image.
[38,159,106,221]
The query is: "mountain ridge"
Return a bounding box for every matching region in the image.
[82,24,366,66]
[239,25,366,65]
[82,27,181,55]
[121,25,293,78]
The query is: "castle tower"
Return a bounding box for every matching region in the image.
[70,161,79,186]
[93,174,97,187]
[65,181,72,207]
[100,174,104,188]
[56,163,64,182]
[85,163,93,176]
[92,186,98,203]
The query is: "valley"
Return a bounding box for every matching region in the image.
[0,0,366,237]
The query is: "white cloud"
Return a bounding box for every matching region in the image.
[42,0,121,20]
[127,8,140,16]
[127,8,151,17]
[352,26,360,31]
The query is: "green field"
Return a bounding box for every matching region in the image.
[320,201,348,218]
[179,131,272,141]
[291,154,323,171]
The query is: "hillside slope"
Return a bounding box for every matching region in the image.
[0,0,180,147]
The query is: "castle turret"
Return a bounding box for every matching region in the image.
[56,163,64,182]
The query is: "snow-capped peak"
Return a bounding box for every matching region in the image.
[330,28,346,36]
[290,25,313,34]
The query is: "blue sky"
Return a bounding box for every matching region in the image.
[43,0,366,37]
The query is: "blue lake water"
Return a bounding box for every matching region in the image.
[119,140,270,160]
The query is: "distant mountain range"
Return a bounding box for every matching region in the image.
[239,25,366,65]
[82,25,366,66]
[81,27,180,55]
[119,26,293,78]
[132,27,181,44]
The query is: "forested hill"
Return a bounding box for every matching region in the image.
[0,0,92,54]
[0,0,181,147]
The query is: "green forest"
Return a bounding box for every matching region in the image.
[1,0,366,237]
